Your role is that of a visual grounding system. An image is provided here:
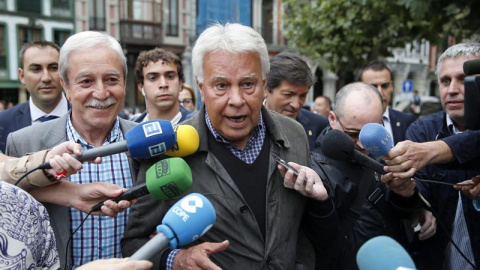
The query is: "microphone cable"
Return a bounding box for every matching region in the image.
[63,209,93,270]
[416,190,477,269]
[13,163,50,186]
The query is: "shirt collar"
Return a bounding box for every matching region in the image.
[446,114,462,135]
[205,110,265,149]
[30,94,69,122]
[66,113,122,148]
[382,108,390,121]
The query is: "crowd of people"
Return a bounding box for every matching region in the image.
[0,23,479,270]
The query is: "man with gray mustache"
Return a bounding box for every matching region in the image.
[0,41,69,153]
[5,31,138,269]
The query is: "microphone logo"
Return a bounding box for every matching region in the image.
[143,121,163,137]
[160,182,182,198]
[148,143,167,156]
[181,195,204,213]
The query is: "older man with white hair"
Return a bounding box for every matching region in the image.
[6,31,138,269]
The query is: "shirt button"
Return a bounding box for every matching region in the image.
[239,205,248,213]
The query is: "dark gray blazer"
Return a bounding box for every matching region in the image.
[5,113,138,269]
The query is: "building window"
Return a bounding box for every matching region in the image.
[52,0,71,17]
[261,0,273,44]
[18,26,42,45]
[17,0,42,13]
[54,30,71,47]
[89,0,106,31]
[165,0,178,36]
[0,25,6,78]
[0,0,6,10]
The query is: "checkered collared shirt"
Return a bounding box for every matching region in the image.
[66,116,133,268]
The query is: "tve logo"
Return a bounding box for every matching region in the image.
[149,142,167,156]
[143,121,163,137]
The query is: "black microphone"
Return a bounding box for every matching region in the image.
[463,58,480,76]
[321,129,386,174]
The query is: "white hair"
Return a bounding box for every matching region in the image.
[59,31,127,84]
[435,43,480,81]
[192,23,269,83]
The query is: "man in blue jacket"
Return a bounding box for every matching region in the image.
[382,43,480,270]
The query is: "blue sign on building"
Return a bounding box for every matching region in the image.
[403,80,413,92]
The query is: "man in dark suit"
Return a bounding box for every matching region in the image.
[358,60,416,145]
[131,48,192,124]
[0,41,69,153]
[264,51,329,149]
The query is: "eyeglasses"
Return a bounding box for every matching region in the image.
[370,81,392,90]
[336,116,361,140]
[179,98,193,105]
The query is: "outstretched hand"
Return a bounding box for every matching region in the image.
[173,240,229,270]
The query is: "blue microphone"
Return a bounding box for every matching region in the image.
[40,120,176,169]
[128,193,216,261]
[356,236,416,270]
[359,123,393,157]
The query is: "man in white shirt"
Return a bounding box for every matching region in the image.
[0,41,68,152]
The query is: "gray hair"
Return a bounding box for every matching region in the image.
[59,31,127,85]
[334,82,382,119]
[192,23,269,83]
[435,43,480,81]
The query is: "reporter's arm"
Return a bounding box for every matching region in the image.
[29,181,131,217]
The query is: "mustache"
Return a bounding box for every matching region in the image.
[84,97,117,108]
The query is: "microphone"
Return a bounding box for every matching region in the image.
[40,120,177,169]
[463,58,480,76]
[359,123,393,157]
[321,129,386,174]
[128,193,216,261]
[91,157,192,211]
[356,236,416,270]
[165,125,200,157]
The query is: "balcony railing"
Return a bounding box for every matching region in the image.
[120,21,163,45]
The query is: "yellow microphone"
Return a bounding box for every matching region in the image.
[165,125,200,157]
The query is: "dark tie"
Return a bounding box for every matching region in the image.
[38,115,59,122]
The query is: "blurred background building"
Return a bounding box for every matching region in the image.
[0,0,445,114]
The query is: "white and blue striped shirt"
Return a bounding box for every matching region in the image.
[66,117,133,268]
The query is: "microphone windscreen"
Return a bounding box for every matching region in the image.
[165,125,200,157]
[145,157,193,200]
[321,129,356,161]
[158,193,216,247]
[356,236,416,270]
[464,58,480,76]
[359,123,393,157]
[125,120,176,158]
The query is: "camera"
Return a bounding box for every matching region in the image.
[463,59,480,130]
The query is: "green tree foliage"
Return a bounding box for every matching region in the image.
[282,0,480,72]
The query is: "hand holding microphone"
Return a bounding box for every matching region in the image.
[128,193,217,261]
[91,157,192,212]
[40,120,177,170]
[321,129,415,197]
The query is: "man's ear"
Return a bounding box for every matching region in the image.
[60,78,71,101]
[18,68,25,85]
[137,83,145,96]
[196,77,205,102]
[328,111,336,128]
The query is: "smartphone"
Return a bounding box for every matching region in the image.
[272,153,299,176]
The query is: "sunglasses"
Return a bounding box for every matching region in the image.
[336,117,361,139]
